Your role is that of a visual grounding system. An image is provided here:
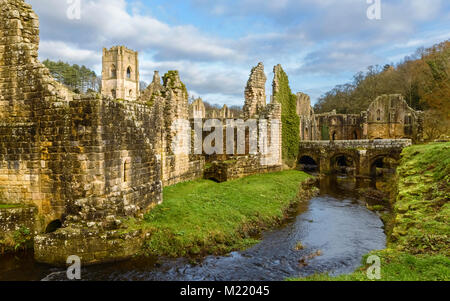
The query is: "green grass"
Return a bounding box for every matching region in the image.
[0,204,22,209]
[290,142,450,281]
[288,251,450,281]
[129,170,312,257]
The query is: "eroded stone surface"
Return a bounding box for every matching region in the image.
[244,62,267,118]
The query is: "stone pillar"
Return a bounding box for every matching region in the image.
[243,63,266,119]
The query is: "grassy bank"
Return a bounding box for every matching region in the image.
[127,170,313,257]
[0,204,22,209]
[290,142,450,281]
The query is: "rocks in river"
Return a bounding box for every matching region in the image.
[297,250,323,268]
[294,242,304,251]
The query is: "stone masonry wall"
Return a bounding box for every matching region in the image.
[366,94,423,142]
[1,0,163,227]
[0,0,75,225]
[140,70,204,187]
[0,206,36,252]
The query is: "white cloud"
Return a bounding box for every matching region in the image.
[25,0,449,106]
[27,0,241,62]
[39,41,101,65]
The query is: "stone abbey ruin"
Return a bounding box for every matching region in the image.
[0,0,423,265]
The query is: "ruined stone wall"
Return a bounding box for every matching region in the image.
[296,92,422,142]
[296,93,319,141]
[366,94,423,142]
[314,112,364,141]
[0,0,162,231]
[140,71,203,187]
[204,155,282,183]
[0,206,36,252]
[197,102,282,181]
[243,63,266,118]
[0,0,74,224]
[61,97,162,226]
[189,97,206,119]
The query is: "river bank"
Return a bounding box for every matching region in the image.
[1,171,390,280]
[124,170,317,258]
[290,142,450,281]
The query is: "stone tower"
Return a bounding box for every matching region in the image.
[102,46,139,101]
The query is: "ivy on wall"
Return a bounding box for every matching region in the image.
[273,67,300,165]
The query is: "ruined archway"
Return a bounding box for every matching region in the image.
[332,132,337,141]
[111,64,117,78]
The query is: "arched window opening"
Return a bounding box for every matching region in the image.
[129,89,133,97]
[377,109,381,121]
[332,132,337,141]
[405,115,412,125]
[111,65,117,78]
[127,67,132,79]
[111,89,116,99]
[353,131,358,140]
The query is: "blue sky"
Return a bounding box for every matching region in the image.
[27,0,450,106]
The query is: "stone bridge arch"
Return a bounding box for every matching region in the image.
[298,152,320,171]
[298,139,411,177]
[368,153,401,177]
[329,152,359,175]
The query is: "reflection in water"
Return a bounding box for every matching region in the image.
[0,175,386,281]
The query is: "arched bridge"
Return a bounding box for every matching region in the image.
[298,139,412,177]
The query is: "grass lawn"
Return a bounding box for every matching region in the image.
[127,170,313,257]
[290,142,450,281]
[0,204,22,209]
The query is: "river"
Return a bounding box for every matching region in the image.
[0,175,387,281]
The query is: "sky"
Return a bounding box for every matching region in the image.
[26,0,450,107]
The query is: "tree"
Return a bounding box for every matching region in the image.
[43,59,100,93]
[313,40,450,140]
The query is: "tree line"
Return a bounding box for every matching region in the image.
[314,40,450,140]
[43,59,101,93]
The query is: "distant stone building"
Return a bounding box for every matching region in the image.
[296,93,318,141]
[189,98,206,119]
[101,46,140,101]
[365,94,423,141]
[296,94,423,142]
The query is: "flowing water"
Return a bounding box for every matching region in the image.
[0,175,387,281]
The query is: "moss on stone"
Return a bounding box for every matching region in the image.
[162,70,188,96]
